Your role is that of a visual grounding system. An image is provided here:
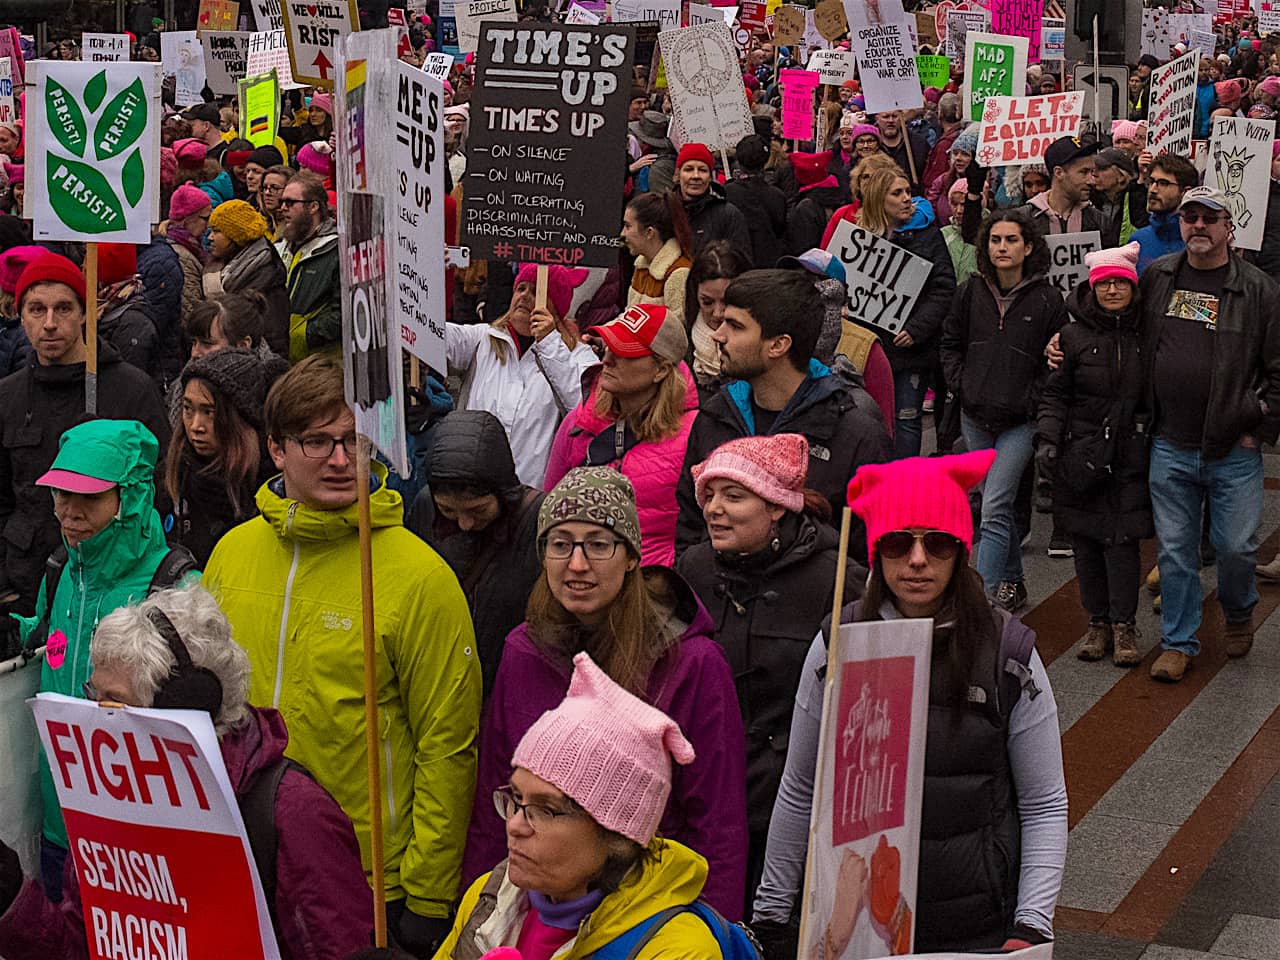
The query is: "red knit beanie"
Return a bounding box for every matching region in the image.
[847,449,996,562]
[676,142,715,171]
[15,252,86,310]
[96,243,138,286]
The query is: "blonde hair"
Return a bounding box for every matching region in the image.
[851,153,900,202]
[857,167,911,236]
[591,362,688,443]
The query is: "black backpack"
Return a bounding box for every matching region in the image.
[239,756,315,927]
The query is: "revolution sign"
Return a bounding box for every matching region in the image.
[975,91,1083,166]
[280,0,358,88]
[1148,49,1199,159]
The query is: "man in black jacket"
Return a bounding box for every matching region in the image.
[876,110,931,194]
[1140,186,1280,683]
[1019,136,1121,248]
[675,269,892,561]
[724,134,787,268]
[0,252,168,614]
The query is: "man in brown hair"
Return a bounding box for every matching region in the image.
[274,172,340,361]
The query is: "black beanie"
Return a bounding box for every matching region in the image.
[247,146,284,168]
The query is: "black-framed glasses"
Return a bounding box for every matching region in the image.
[493,786,576,830]
[1095,278,1131,290]
[543,533,625,561]
[279,197,314,209]
[1180,210,1223,225]
[1149,177,1179,189]
[877,530,961,561]
[289,434,359,459]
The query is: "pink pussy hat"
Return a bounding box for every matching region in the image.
[847,449,996,563]
[512,652,695,845]
[1086,241,1140,287]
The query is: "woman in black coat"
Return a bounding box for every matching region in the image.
[1037,242,1152,667]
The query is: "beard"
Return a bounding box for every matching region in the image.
[719,344,768,381]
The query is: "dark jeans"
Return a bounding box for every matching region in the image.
[1073,535,1141,624]
[40,836,67,904]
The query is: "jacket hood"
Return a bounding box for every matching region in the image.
[800,184,846,208]
[29,337,126,379]
[218,705,290,795]
[427,410,523,500]
[1065,280,1140,331]
[725,358,836,433]
[636,237,688,280]
[900,196,936,232]
[643,564,717,646]
[717,511,837,577]
[257,459,404,542]
[1149,208,1182,239]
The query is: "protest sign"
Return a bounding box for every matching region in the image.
[422,51,454,80]
[387,6,406,24]
[780,68,820,140]
[1190,28,1217,55]
[247,30,302,88]
[1208,115,1276,250]
[962,31,1027,121]
[203,31,251,95]
[916,53,949,87]
[799,618,932,960]
[614,0,681,28]
[0,657,41,876]
[337,31,409,476]
[1142,6,1172,59]
[815,0,848,39]
[252,0,284,30]
[772,5,806,44]
[453,0,519,53]
[851,20,922,113]
[565,2,602,22]
[989,0,1044,60]
[739,0,766,25]
[1262,9,1280,35]
[198,0,240,33]
[82,33,130,61]
[161,31,207,107]
[280,0,358,88]
[976,91,1083,166]
[463,22,635,267]
[841,0,905,29]
[826,219,933,334]
[29,62,162,244]
[661,22,754,150]
[881,948,1052,960]
[238,69,280,147]
[1046,231,1100,296]
[944,7,987,61]
[809,48,857,84]
[390,62,448,374]
[0,59,12,126]
[1148,49,1199,159]
[689,2,722,24]
[0,29,24,86]
[1040,17,1064,59]
[800,7,831,59]
[31,694,281,959]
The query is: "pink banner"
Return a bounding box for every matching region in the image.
[988,0,1044,61]
[780,67,820,141]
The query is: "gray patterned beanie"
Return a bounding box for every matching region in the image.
[538,467,642,557]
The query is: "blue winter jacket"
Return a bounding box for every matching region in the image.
[1130,210,1185,275]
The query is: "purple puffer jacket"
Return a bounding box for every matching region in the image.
[460,567,749,920]
[0,707,373,960]
[543,363,699,568]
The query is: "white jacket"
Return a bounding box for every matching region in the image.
[447,322,596,486]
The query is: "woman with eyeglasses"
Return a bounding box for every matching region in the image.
[751,451,1067,958]
[1037,242,1151,666]
[462,467,749,920]
[440,652,726,960]
[940,208,1067,612]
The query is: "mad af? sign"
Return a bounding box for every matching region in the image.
[976,91,1083,167]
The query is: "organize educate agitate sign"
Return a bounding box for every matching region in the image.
[30,694,280,960]
[976,91,1083,166]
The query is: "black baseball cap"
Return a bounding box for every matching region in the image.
[181,102,221,123]
[1094,146,1136,177]
[1044,136,1099,175]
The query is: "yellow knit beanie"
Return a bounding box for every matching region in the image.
[209,200,268,248]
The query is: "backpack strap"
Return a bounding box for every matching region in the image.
[148,545,199,595]
[451,863,511,960]
[592,906,689,960]
[25,545,69,657]
[239,756,311,929]
[997,610,1040,715]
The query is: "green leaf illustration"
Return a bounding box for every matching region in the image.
[84,70,107,112]
[45,79,87,158]
[94,77,147,161]
[122,148,144,207]
[46,156,125,233]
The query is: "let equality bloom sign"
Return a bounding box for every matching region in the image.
[30,694,280,960]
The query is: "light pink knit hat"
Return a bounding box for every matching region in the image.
[847,449,996,562]
[692,434,809,513]
[512,652,695,845]
[1086,241,1140,287]
[1111,119,1141,143]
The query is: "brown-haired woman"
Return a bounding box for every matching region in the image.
[621,191,694,330]
[462,467,749,921]
[682,240,752,396]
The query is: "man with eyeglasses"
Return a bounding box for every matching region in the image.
[1130,154,1197,274]
[1139,185,1280,682]
[203,354,480,958]
[274,171,341,361]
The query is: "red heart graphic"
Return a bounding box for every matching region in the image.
[306,4,318,14]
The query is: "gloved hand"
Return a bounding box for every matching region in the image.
[395,907,454,959]
[749,918,798,960]
[965,160,989,198]
[0,839,23,914]
[0,613,21,661]
[1035,442,1058,476]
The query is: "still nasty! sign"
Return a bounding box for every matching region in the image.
[825,219,932,335]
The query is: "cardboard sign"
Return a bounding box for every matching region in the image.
[1261,9,1280,35]
[1046,230,1100,296]
[1149,49,1200,159]
[29,62,162,244]
[387,6,407,24]
[390,62,448,373]
[976,91,1083,166]
[198,0,241,33]
[780,67,820,140]
[203,31,251,95]
[1208,116,1276,251]
[280,0,359,88]
[800,619,931,960]
[916,53,949,88]
[826,219,933,333]
[613,0,681,27]
[1189,28,1217,55]
[463,22,635,267]
[1141,6,1172,59]
[962,30,1027,122]
[161,31,207,107]
[422,51,454,81]
[31,694,281,960]
[251,0,284,31]
[453,0,519,53]
[989,0,1044,61]
[943,6,987,60]
[82,33,130,62]
[772,4,806,43]
[814,0,848,39]
[809,47,857,84]
[1039,16,1064,59]
[660,22,754,151]
[238,69,280,147]
[247,30,302,89]
[851,20,922,113]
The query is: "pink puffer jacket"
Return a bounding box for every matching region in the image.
[544,363,699,567]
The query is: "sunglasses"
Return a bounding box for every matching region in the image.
[1179,210,1223,225]
[877,530,961,561]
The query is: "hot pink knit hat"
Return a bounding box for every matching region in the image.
[169,183,211,221]
[512,652,695,845]
[692,434,808,513]
[1086,240,1139,287]
[847,449,996,562]
[513,262,589,320]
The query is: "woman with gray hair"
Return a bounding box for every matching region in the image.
[0,584,377,960]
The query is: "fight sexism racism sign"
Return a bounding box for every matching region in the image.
[30,694,280,960]
[976,91,1084,166]
[802,619,931,960]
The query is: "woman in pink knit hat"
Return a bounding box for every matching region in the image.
[752,451,1067,957]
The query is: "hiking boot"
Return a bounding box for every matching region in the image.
[994,579,1028,612]
[1225,619,1254,658]
[1145,566,1161,594]
[1047,534,1074,558]
[1151,648,1192,682]
[1078,622,1112,661]
[1257,555,1280,581]
[1112,623,1141,667]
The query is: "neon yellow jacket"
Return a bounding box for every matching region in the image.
[203,464,480,917]
[436,839,720,960]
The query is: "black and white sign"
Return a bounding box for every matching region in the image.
[1046,231,1101,296]
[825,219,933,334]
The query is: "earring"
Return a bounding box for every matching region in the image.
[770,522,781,552]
